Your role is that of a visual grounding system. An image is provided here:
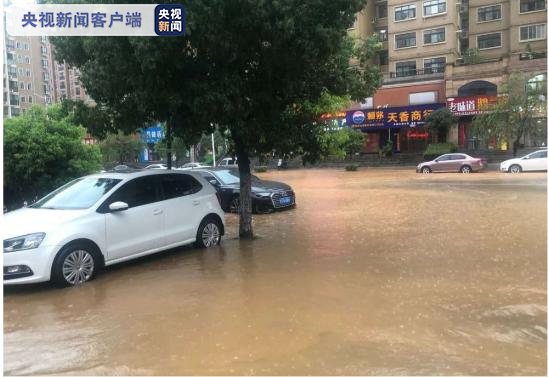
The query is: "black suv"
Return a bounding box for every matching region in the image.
[194,168,296,213]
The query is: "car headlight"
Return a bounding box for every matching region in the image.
[3,233,46,253]
[253,192,271,198]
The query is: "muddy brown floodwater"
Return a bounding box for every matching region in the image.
[3,169,547,375]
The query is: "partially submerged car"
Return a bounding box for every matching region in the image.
[194,167,296,213]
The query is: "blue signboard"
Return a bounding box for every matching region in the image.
[142,125,164,143]
[346,103,445,131]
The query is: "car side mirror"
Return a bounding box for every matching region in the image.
[208,179,220,186]
[523,156,529,160]
[109,201,129,212]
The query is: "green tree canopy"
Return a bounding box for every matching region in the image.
[425,107,457,142]
[472,72,546,156]
[4,105,102,209]
[100,131,144,167]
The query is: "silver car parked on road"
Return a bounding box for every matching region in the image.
[417,153,487,174]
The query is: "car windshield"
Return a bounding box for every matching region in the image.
[213,170,261,185]
[31,177,122,210]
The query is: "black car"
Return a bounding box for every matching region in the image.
[193,168,296,213]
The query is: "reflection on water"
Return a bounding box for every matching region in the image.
[4,169,547,375]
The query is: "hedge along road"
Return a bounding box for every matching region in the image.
[4,168,547,375]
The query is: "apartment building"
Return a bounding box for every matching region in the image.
[345,0,547,152]
[51,57,94,104]
[3,34,55,118]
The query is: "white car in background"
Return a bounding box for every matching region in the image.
[3,170,224,287]
[178,162,211,170]
[500,149,547,173]
[144,163,168,170]
[219,157,237,167]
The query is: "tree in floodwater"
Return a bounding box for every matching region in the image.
[52,0,383,238]
[472,72,547,156]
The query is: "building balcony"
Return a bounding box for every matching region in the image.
[384,67,445,85]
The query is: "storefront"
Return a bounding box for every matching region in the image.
[345,103,445,153]
[446,95,498,150]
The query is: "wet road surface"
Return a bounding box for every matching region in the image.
[4,169,547,375]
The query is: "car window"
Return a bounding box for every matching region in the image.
[437,155,451,162]
[212,170,240,184]
[99,176,159,211]
[32,177,122,210]
[451,154,466,160]
[161,174,202,199]
[529,151,547,159]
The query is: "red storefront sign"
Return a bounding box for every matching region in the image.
[447,95,497,116]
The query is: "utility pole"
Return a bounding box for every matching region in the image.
[211,132,216,167]
[166,119,172,170]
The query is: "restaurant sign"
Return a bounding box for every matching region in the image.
[346,103,445,130]
[447,95,497,116]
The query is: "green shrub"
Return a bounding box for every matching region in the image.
[423,143,458,161]
[378,139,394,158]
[254,166,268,172]
[345,164,358,171]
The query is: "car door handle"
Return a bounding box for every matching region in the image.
[192,200,200,206]
[153,209,163,215]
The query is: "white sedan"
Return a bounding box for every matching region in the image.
[500,149,547,173]
[3,170,224,287]
[144,163,168,170]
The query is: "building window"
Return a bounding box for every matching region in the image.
[19,82,25,90]
[378,50,389,65]
[423,57,446,73]
[477,5,502,22]
[8,67,17,76]
[395,32,417,48]
[41,46,47,54]
[376,2,388,18]
[18,68,23,76]
[41,59,48,68]
[25,56,30,64]
[424,27,445,44]
[20,96,26,103]
[376,28,388,41]
[28,96,33,103]
[395,4,416,21]
[395,61,417,77]
[477,33,502,49]
[423,0,447,16]
[27,83,32,90]
[60,82,66,90]
[59,72,65,80]
[24,43,29,50]
[17,55,23,63]
[520,24,546,41]
[43,73,50,81]
[409,91,438,105]
[16,41,21,49]
[75,87,81,96]
[26,69,31,77]
[520,0,545,12]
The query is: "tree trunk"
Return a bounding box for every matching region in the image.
[236,145,253,239]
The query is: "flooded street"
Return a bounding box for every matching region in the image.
[4,168,547,375]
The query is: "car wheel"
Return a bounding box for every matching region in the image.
[195,217,222,248]
[52,243,100,287]
[509,164,522,173]
[460,165,472,174]
[229,195,240,213]
[421,167,432,174]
